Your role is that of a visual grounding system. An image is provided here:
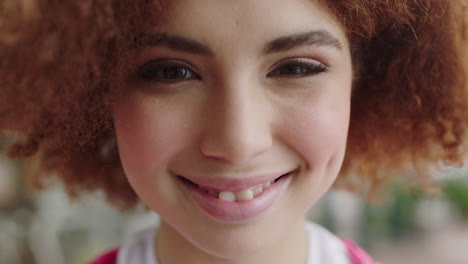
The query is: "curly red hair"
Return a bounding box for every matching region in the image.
[1,0,467,208]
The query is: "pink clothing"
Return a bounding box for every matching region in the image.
[91,248,118,264]
[90,239,380,264]
[341,239,382,264]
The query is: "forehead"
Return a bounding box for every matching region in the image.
[154,0,348,51]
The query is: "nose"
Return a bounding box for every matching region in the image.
[200,83,273,164]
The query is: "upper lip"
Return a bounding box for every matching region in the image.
[176,169,297,192]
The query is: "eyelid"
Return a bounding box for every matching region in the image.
[137,58,202,84]
[266,57,328,78]
[268,57,328,71]
[138,58,199,74]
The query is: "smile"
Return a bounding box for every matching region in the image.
[176,170,296,222]
[178,172,291,202]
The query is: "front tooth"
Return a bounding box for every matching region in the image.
[219,191,236,202]
[236,189,254,202]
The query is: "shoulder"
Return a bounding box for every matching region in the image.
[340,238,382,264]
[305,222,381,264]
[89,226,158,264]
[305,222,350,264]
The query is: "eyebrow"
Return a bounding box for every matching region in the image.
[131,30,343,56]
[263,30,342,53]
[131,33,215,55]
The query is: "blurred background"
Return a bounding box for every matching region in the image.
[1,149,468,264]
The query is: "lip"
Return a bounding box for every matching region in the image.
[178,172,292,192]
[177,170,296,223]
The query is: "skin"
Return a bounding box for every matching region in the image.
[112,0,353,263]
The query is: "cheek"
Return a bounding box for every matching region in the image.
[306,110,348,166]
[280,96,350,170]
[112,96,185,181]
[279,95,350,211]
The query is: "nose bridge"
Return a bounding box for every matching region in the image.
[200,79,273,164]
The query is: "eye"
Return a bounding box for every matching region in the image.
[138,60,200,83]
[267,58,327,78]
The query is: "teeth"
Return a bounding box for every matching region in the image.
[236,189,254,202]
[263,181,272,188]
[199,180,276,202]
[252,185,263,196]
[218,191,236,202]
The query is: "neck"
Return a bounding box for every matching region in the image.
[155,218,308,264]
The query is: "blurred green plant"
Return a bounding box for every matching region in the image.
[443,179,468,219]
[357,175,468,247]
[361,185,424,248]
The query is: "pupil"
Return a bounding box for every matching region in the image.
[284,65,305,74]
[164,66,187,79]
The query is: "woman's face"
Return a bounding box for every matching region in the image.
[112,0,352,260]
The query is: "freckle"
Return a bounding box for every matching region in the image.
[231,18,240,28]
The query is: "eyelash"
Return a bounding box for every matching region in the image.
[139,60,201,83]
[267,59,328,78]
[138,58,328,83]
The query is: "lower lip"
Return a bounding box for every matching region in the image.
[177,173,293,223]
